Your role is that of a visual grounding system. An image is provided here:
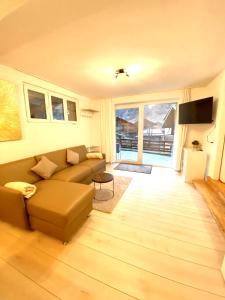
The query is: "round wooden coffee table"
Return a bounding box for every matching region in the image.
[92,172,114,201]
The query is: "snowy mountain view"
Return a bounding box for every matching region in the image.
[116,103,176,127]
[115,103,176,166]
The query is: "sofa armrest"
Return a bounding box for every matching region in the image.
[0,186,30,229]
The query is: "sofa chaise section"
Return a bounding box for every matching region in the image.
[0,156,41,229]
[27,180,94,242]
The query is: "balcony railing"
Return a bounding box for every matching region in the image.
[116,137,173,156]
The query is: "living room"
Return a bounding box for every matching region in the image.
[1,1,225,299]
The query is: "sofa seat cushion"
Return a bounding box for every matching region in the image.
[50,165,92,182]
[80,159,106,173]
[26,180,94,228]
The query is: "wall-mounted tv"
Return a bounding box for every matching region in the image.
[179,97,213,124]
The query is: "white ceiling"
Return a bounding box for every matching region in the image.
[0,0,27,21]
[0,0,225,99]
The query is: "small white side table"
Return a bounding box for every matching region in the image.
[182,148,207,183]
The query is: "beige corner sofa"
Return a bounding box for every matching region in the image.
[0,145,106,243]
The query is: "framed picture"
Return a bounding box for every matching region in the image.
[0,80,22,141]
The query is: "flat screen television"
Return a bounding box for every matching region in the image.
[179,97,213,124]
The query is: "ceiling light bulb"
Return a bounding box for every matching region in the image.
[115,68,129,78]
[126,64,142,75]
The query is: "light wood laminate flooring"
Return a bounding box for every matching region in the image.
[0,165,225,300]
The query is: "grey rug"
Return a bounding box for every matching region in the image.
[92,175,132,213]
[114,163,152,174]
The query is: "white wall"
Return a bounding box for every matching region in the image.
[2,63,224,178]
[112,89,183,105]
[88,100,101,149]
[99,90,184,162]
[100,81,225,179]
[111,86,215,153]
[220,147,225,183]
[185,87,213,149]
[101,88,207,163]
[204,70,225,179]
[187,70,225,179]
[0,64,99,163]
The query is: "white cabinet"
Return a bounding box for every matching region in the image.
[182,148,207,183]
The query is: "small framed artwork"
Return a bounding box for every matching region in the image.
[0,80,22,141]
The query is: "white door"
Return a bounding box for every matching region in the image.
[115,104,143,164]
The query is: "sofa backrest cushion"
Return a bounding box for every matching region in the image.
[31,156,58,179]
[35,149,68,172]
[69,145,87,162]
[0,157,41,185]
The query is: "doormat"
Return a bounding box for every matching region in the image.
[114,163,152,174]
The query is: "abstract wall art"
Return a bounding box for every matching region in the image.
[0,80,22,141]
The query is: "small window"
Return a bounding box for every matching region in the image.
[66,100,77,121]
[24,83,78,123]
[28,89,47,119]
[51,96,65,120]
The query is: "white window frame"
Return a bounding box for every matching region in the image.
[49,92,66,122]
[23,83,79,124]
[24,83,50,122]
[64,97,79,123]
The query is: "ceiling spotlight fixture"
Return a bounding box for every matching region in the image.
[115,68,129,79]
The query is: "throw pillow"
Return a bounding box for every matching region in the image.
[67,149,79,165]
[31,156,58,179]
[86,152,103,159]
[4,181,37,199]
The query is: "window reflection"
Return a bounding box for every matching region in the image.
[51,96,65,120]
[67,100,77,121]
[28,90,47,119]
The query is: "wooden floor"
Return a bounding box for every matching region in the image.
[1,165,225,299]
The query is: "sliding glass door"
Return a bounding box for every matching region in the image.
[115,102,176,167]
[115,106,141,163]
[142,103,176,167]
